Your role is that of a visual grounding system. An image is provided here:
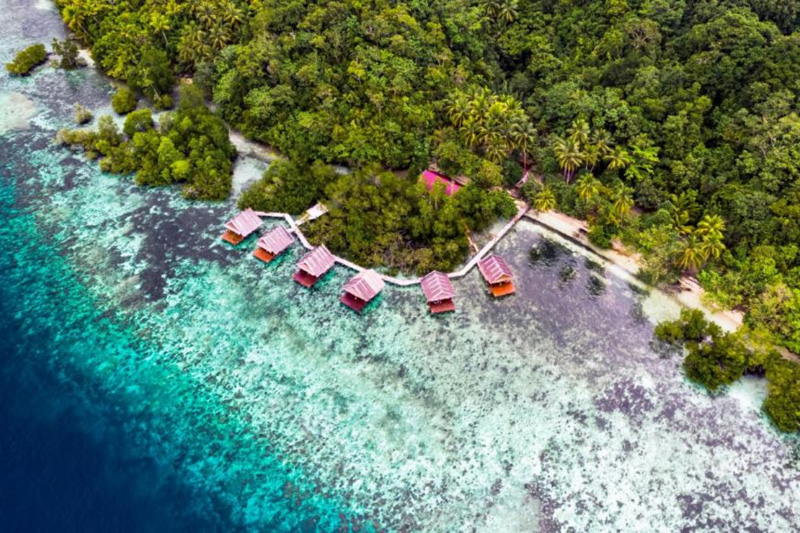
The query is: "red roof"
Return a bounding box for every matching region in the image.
[478,254,513,284]
[225,208,262,237]
[257,226,295,255]
[420,271,455,302]
[422,170,460,196]
[343,269,385,302]
[296,245,335,277]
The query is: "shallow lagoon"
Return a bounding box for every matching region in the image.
[1,1,799,531]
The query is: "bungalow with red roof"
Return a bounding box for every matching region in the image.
[478,254,515,297]
[421,170,460,196]
[253,225,295,263]
[420,271,456,314]
[340,269,385,312]
[222,208,262,245]
[293,245,335,288]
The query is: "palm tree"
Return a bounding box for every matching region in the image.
[591,128,613,156]
[553,136,583,182]
[676,235,706,272]
[610,183,634,223]
[221,2,244,28]
[497,0,519,23]
[485,137,508,163]
[604,146,632,170]
[510,121,536,170]
[575,175,602,202]
[534,187,557,212]
[460,117,481,149]
[700,237,725,261]
[568,118,590,147]
[208,21,231,51]
[583,143,600,171]
[447,95,470,128]
[668,192,698,234]
[696,214,726,242]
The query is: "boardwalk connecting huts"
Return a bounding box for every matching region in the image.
[293,245,336,288]
[340,269,385,312]
[478,254,515,297]
[223,198,527,313]
[254,225,295,263]
[222,208,262,245]
[421,271,456,314]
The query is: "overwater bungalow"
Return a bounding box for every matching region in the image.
[253,225,295,263]
[421,169,460,196]
[478,254,515,297]
[222,208,262,245]
[340,269,385,312]
[421,271,456,314]
[293,245,335,288]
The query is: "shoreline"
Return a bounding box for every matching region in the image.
[524,209,745,333]
[70,45,756,343]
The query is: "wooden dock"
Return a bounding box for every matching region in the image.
[250,201,528,287]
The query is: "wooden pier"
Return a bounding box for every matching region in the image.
[249,200,528,287]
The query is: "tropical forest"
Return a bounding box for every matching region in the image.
[41,0,800,429]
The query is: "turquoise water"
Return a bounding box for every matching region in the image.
[2,1,799,531]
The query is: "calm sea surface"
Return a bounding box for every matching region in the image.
[1,1,798,531]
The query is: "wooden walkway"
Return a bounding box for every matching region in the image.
[251,201,529,287]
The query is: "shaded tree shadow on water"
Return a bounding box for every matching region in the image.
[528,237,569,267]
[586,274,607,298]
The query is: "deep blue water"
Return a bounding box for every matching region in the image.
[0,341,216,533]
[0,183,219,532]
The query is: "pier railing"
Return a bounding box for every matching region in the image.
[253,201,528,287]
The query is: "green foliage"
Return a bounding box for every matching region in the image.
[54,0,800,350]
[296,167,515,274]
[6,43,47,75]
[51,38,80,69]
[123,109,154,138]
[111,87,137,115]
[656,309,746,391]
[587,224,613,249]
[57,86,235,201]
[764,354,800,432]
[74,104,92,125]
[684,331,748,392]
[128,47,175,102]
[238,160,338,215]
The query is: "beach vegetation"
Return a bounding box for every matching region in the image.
[51,38,80,69]
[57,86,235,200]
[6,43,47,75]
[111,86,137,115]
[74,104,92,125]
[656,310,800,432]
[52,0,800,350]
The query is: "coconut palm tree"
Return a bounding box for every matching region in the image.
[668,192,698,235]
[700,236,725,261]
[497,0,519,23]
[447,94,470,128]
[591,128,613,156]
[610,183,634,222]
[575,175,602,202]
[534,187,557,212]
[604,146,632,170]
[583,143,600,171]
[553,135,583,182]
[510,121,536,170]
[485,137,508,163]
[676,235,706,272]
[568,118,590,147]
[460,117,481,149]
[696,214,726,242]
